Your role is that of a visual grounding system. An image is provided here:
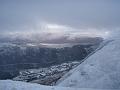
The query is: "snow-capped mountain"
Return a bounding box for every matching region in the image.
[56,32,120,89]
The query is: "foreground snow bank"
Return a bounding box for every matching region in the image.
[57,36,120,89]
[0,80,117,90]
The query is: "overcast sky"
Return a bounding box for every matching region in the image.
[0,0,120,33]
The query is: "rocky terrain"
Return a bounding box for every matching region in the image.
[13,61,80,85]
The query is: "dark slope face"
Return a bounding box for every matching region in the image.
[0,44,95,80]
[0,44,95,70]
[0,36,103,69]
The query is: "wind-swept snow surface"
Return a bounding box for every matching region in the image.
[0,80,118,90]
[57,32,120,89]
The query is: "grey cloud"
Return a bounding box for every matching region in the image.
[0,0,120,32]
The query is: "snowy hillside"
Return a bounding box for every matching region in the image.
[0,80,119,90]
[57,32,120,89]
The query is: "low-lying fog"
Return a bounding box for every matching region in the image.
[0,23,111,47]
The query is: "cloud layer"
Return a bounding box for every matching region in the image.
[0,0,120,32]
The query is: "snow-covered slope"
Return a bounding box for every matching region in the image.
[0,80,118,90]
[57,32,120,89]
[0,30,120,90]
